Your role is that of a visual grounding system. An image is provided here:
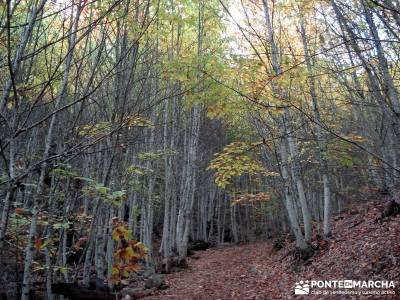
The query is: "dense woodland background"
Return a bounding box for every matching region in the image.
[0,0,400,299]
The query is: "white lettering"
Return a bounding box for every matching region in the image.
[298,279,395,291]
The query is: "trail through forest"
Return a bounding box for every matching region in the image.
[146,200,400,300]
[2,0,400,299]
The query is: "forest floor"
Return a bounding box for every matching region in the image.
[145,200,400,300]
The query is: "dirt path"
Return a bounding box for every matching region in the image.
[144,202,400,300]
[145,242,288,300]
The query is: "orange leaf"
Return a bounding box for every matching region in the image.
[15,207,31,216]
[15,208,24,215]
[125,264,141,273]
[34,238,42,251]
[73,237,88,250]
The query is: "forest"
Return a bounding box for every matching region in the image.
[0,0,399,299]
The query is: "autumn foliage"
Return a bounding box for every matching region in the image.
[111,219,147,283]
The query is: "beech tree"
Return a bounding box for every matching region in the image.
[0,0,399,298]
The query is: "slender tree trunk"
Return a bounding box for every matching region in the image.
[21,4,81,297]
[299,15,331,237]
[175,0,204,260]
[280,137,308,250]
[262,0,312,249]
[285,111,312,242]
